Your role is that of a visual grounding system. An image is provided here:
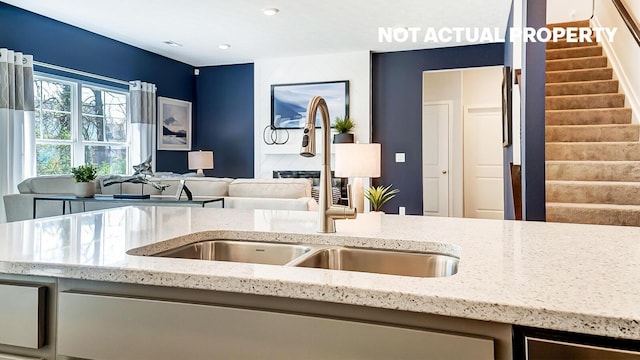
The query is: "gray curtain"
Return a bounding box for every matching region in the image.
[129,81,157,172]
[0,49,35,223]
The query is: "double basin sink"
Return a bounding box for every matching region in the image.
[149,240,459,278]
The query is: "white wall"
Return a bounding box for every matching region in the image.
[422,66,502,218]
[547,0,593,24]
[253,51,371,179]
[622,0,640,23]
[593,0,640,124]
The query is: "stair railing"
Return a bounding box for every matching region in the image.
[612,0,640,47]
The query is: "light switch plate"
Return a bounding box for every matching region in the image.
[399,206,406,215]
[395,153,405,163]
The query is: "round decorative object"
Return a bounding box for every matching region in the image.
[333,133,354,144]
[74,182,95,198]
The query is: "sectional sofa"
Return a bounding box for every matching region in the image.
[3,175,317,222]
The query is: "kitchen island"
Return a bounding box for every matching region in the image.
[0,206,639,359]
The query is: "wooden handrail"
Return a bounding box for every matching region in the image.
[612,0,640,47]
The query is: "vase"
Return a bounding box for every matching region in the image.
[333,133,354,144]
[74,181,95,198]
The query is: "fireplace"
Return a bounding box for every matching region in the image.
[273,170,347,205]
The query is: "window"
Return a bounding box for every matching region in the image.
[34,75,129,176]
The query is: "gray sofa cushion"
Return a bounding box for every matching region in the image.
[157,177,233,197]
[228,179,311,199]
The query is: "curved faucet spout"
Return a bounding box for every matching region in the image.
[300,96,356,233]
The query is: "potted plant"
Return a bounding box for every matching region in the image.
[332,116,355,143]
[364,184,399,213]
[71,163,97,198]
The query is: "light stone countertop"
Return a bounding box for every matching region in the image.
[0,206,639,340]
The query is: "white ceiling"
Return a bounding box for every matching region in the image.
[6,0,512,67]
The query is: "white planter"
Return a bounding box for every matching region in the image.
[74,181,95,198]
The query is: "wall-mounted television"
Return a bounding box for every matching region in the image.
[270,80,349,129]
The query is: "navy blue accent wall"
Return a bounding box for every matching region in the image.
[521,0,547,221]
[503,2,516,220]
[372,43,504,215]
[195,64,254,178]
[0,2,195,172]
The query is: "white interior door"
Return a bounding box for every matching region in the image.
[422,102,451,217]
[463,107,504,219]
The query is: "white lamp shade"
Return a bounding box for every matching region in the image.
[188,151,214,171]
[334,143,381,178]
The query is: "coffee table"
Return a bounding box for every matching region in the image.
[33,195,224,219]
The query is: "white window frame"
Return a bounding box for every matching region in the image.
[34,73,131,174]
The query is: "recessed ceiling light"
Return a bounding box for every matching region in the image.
[218,44,231,50]
[263,8,280,16]
[163,40,183,47]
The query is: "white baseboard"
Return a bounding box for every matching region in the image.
[591,16,640,124]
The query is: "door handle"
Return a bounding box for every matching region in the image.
[442,170,448,174]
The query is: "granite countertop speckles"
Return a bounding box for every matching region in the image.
[0,206,639,340]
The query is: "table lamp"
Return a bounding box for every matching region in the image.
[188,151,214,175]
[334,143,381,213]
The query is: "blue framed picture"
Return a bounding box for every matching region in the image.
[271,80,349,129]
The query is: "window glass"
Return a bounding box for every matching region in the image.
[34,76,129,176]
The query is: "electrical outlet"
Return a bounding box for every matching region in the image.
[395,153,405,163]
[399,206,406,215]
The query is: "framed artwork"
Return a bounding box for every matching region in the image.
[158,97,192,151]
[502,66,513,147]
[271,80,349,129]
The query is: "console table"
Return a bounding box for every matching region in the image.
[33,195,224,219]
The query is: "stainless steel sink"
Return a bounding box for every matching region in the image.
[147,240,458,277]
[290,247,458,278]
[153,240,315,266]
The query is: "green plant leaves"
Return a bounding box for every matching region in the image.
[332,116,355,134]
[364,184,399,211]
[71,163,97,183]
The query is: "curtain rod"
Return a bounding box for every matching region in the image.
[33,61,130,86]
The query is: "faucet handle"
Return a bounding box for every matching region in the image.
[326,205,357,220]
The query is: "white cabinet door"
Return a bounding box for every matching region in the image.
[0,284,45,349]
[463,106,504,219]
[58,291,494,360]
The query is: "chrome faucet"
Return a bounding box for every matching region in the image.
[300,96,357,233]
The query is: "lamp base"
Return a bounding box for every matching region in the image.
[352,178,365,213]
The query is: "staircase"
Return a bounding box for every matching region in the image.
[545,20,640,226]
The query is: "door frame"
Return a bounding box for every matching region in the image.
[422,100,454,217]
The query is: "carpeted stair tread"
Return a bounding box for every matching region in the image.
[546,142,640,161]
[546,68,612,83]
[546,124,639,142]
[546,80,619,96]
[546,108,632,125]
[546,160,640,181]
[546,46,603,60]
[546,202,640,226]
[546,93,625,110]
[546,36,598,50]
[547,180,640,205]
[546,56,608,71]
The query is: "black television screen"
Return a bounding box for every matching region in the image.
[270,80,349,129]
